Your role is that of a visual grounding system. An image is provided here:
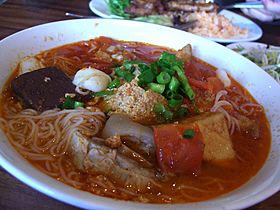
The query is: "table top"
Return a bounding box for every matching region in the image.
[0,0,279,210]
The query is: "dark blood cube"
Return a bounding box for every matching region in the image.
[12,67,76,112]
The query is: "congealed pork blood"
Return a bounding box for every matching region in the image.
[11,67,75,112]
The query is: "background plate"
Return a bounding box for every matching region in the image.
[89,0,263,43]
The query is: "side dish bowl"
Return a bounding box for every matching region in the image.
[0,18,279,210]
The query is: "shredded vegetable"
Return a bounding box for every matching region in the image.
[233,45,280,83]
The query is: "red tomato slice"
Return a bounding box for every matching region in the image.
[153,123,204,175]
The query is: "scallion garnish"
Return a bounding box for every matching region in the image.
[168,94,183,109]
[91,90,114,97]
[108,78,121,89]
[175,107,189,118]
[169,76,180,92]
[61,96,84,109]
[183,129,195,139]
[156,72,171,84]
[114,67,135,82]
[148,83,165,94]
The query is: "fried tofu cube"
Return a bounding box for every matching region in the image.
[182,112,235,162]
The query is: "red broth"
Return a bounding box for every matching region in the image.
[0,37,271,203]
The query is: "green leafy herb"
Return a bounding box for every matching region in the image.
[157,72,171,84]
[153,102,173,121]
[148,83,165,94]
[108,78,121,89]
[91,90,114,97]
[114,67,135,82]
[168,94,183,109]
[107,0,131,18]
[175,107,189,118]
[138,68,155,86]
[183,129,195,139]
[61,96,84,109]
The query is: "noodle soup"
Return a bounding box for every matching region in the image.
[0,36,271,204]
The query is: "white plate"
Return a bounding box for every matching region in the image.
[0,19,279,210]
[227,41,279,50]
[89,0,263,43]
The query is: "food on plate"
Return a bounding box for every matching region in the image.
[186,11,248,39]
[107,0,248,38]
[231,44,280,83]
[0,36,270,203]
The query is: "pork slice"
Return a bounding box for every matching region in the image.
[84,140,157,192]
[102,114,155,157]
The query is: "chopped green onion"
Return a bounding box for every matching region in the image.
[108,78,121,89]
[169,76,180,92]
[74,101,84,108]
[173,65,195,101]
[91,90,114,97]
[168,94,183,109]
[123,60,141,73]
[114,67,135,82]
[61,96,84,109]
[148,83,165,94]
[138,68,155,86]
[153,103,166,113]
[163,110,173,121]
[183,129,195,139]
[175,107,189,118]
[156,72,171,84]
[153,103,173,121]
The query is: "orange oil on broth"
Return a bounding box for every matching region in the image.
[0,37,271,203]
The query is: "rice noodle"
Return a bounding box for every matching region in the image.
[0,107,105,186]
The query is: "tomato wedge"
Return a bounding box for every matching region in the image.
[153,123,204,175]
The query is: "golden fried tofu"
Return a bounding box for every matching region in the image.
[182,112,235,162]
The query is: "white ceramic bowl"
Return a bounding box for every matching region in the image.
[0,19,279,210]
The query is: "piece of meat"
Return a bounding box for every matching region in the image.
[102,114,155,158]
[104,135,122,149]
[165,1,215,12]
[125,0,164,17]
[176,44,192,64]
[68,131,89,170]
[182,112,235,162]
[84,140,157,192]
[68,131,157,191]
[12,67,76,112]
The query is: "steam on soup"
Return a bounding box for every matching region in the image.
[0,36,270,203]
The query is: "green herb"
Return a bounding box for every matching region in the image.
[153,102,173,121]
[153,103,166,113]
[114,67,135,82]
[108,78,121,89]
[61,96,84,109]
[107,0,131,18]
[123,60,141,73]
[138,68,155,86]
[157,72,171,84]
[91,90,114,97]
[148,83,165,94]
[175,107,189,118]
[183,129,195,139]
[168,94,183,109]
[173,65,195,101]
[169,76,180,92]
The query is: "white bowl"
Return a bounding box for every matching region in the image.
[0,19,279,210]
